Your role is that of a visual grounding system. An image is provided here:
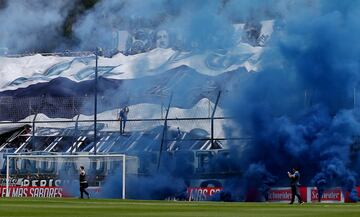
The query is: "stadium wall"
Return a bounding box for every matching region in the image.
[1,184,360,203]
[185,186,360,203]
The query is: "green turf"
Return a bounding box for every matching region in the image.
[0,198,360,217]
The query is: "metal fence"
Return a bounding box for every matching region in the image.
[0,93,251,146]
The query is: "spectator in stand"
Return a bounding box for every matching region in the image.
[287,167,304,205]
[118,106,129,134]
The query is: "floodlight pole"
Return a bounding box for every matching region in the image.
[94,48,99,155]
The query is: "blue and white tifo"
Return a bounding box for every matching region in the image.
[0,22,273,199]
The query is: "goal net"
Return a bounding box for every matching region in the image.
[1,154,138,198]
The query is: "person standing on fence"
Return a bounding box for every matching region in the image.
[118,106,129,134]
[79,166,90,199]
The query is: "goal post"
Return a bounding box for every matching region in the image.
[3,154,137,199]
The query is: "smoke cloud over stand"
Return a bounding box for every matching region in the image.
[225,0,360,201]
[0,0,75,53]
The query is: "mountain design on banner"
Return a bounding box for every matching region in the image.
[0,45,260,90]
[0,21,273,123]
[0,65,249,121]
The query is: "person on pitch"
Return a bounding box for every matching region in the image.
[79,166,90,199]
[287,167,304,205]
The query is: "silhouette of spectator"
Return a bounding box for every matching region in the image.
[118,106,129,134]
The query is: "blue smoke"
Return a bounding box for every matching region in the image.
[74,0,236,51]
[0,0,74,53]
[226,0,360,201]
[3,0,360,201]
[126,174,187,200]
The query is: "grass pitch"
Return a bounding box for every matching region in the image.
[1,198,360,217]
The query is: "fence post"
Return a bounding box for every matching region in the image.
[32,113,38,151]
[157,94,173,171]
[211,91,221,147]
